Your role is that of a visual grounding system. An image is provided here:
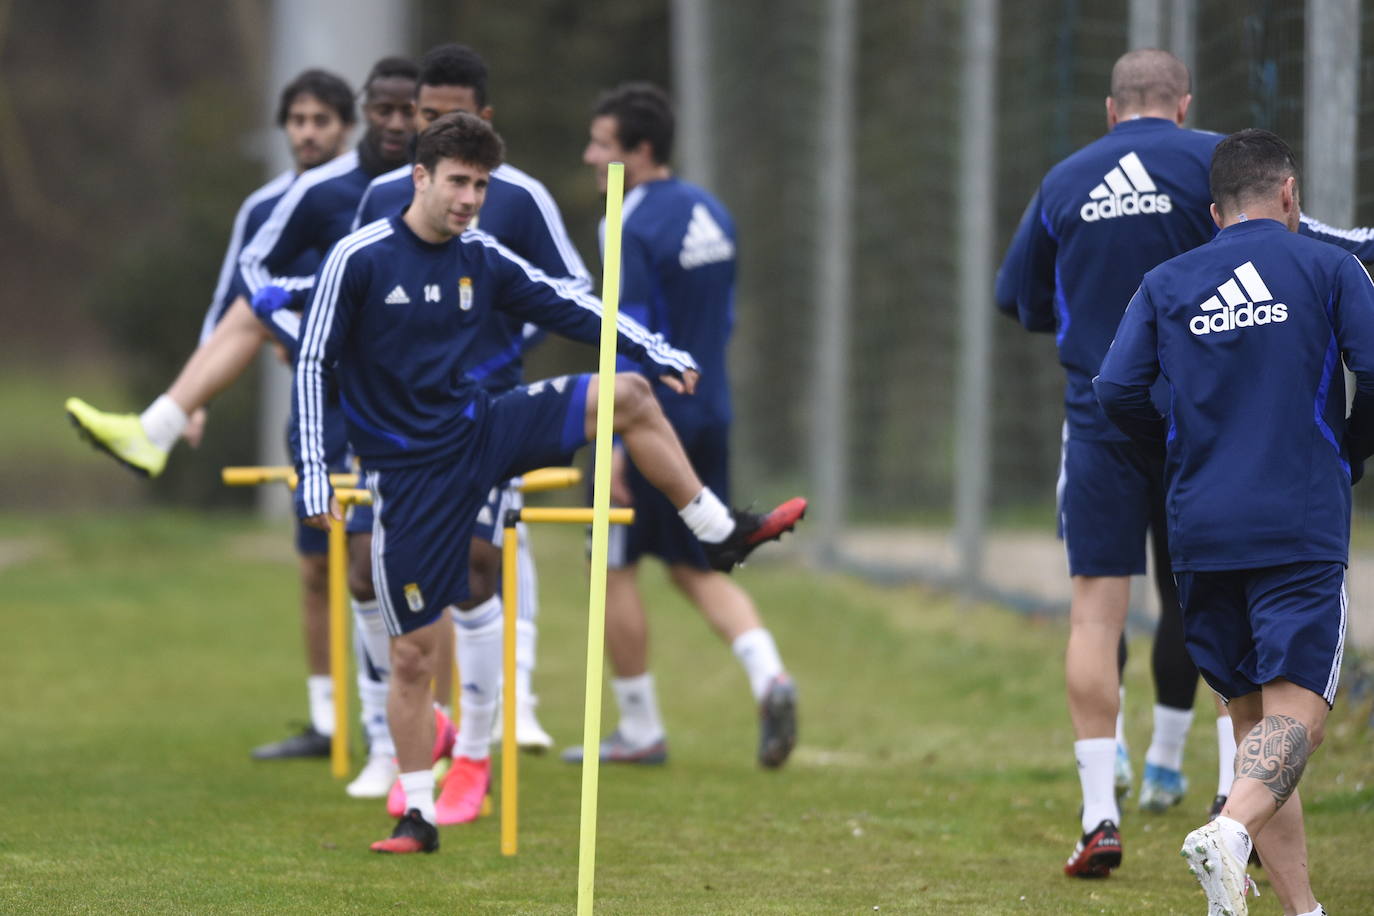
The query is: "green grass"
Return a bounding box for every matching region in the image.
[1,512,1371,914]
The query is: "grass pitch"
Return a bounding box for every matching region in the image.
[1,511,1371,914]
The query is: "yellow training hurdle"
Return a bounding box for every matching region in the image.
[498,505,633,856]
[221,464,632,856]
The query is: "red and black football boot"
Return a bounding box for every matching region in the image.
[702,498,807,572]
[1063,819,1122,878]
[371,809,439,854]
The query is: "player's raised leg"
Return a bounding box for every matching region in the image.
[66,298,272,477]
[588,373,805,569]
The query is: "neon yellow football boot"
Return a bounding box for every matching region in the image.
[64,397,168,478]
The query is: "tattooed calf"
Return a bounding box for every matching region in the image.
[1236,714,1311,808]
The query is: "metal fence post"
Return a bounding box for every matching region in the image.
[954,0,998,597]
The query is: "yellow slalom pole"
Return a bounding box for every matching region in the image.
[500,516,520,855]
[327,506,350,780]
[577,160,624,916]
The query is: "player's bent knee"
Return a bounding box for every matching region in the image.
[611,373,655,427]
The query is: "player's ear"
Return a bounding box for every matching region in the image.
[479,105,495,123]
[632,139,657,166]
[1175,93,1191,125]
[412,161,429,188]
[1105,96,1117,129]
[1209,202,1223,229]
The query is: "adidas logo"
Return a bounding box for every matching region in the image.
[384,285,410,305]
[679,203,735,269]
[1079,152,1173,222]
[1188,261,1288,336]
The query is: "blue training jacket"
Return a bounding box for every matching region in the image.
[239,147,395,299]
[293,217,698,518]
[1095,219,1374,571]
[997,117,1374,442]
[607,177,737,429]
[354,162,592,394]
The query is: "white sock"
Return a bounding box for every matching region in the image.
[453,598,503,760]
[732,628,785,701]
[358,677,394,757]
[1216,715,1237,797]
[398,769,436,824]
[1075,737,1120,833]
[307,675,333,737]
[353,599,391,675]
[1213,815,1252,863]
[515,619,537,701]
[1114,686,1128,752]
[457,699,496,760]
[677,487,735,543]
[139,394,188,452]
[1295,906,1326,916]
[1145,704,1194,771]
[613,673,665,746]
[353,599,394,755]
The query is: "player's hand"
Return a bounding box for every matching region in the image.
[303,496,344,530]
[659,369,699,395]
[182,407,208,448]
[611,444,633,506]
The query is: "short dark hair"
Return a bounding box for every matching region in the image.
[363,56,419,95]
[276,69,355,126]
[419,43,490,107]
[593,82,674,164]
[415,111,504,174]
[1210,128,1300,214]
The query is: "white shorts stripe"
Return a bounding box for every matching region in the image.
[1055,420,1069,567]
[367,470,402,637]
[1323,575,1348,704]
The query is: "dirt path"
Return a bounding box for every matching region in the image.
[835,526,1374,650]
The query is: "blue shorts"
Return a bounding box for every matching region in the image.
[367,376,590,636]
[1175,562,1347,706]
[608,421,729,570]
[1058,435,1162,577]
[352,479,518,547]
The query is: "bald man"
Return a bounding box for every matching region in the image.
[997,48,1374,879]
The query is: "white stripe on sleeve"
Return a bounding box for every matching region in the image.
[241,150,358,295]
[295,219,393,516]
